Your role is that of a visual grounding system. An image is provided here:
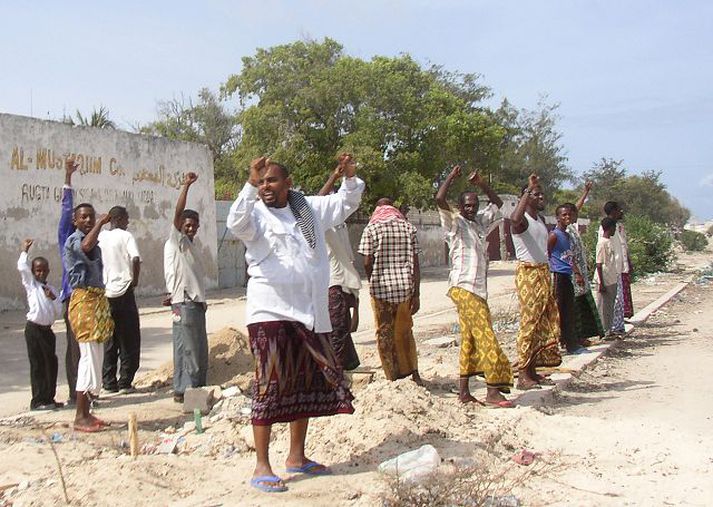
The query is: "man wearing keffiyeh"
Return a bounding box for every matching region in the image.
[227,154,364,493]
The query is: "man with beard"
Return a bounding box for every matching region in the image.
[436,165,513,407]
[227,155,363,493]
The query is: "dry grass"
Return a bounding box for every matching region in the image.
[381,451,561,507]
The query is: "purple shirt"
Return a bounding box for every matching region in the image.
[58,185,75,301]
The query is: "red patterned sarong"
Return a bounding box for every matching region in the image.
[248,321,354,426]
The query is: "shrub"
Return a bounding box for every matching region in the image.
[580,214,675,280]
[680,230,708,252]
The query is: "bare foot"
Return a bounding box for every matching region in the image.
[459,393,484,405]
[485,390,509,404]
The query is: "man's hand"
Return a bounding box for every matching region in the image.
[575,273,584,286]
[22,239,33,252]
[162,294,172,306]
[410,295,420,315]
[184,172,198,187]
[447,165,462,180]
[528,173,539,190]
[584,180,593,192]
[468,170,483,187]
[98,213,111,226]
[338,153,357,178]
[248,157,268,187]
[43,286,57,300]
[65,157,78,175]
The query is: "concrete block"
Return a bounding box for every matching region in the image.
[183,387,214,414]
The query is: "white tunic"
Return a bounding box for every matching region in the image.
[227,177,364,333]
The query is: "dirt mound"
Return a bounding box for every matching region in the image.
[136,327,255,389]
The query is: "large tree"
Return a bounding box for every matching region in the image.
[581,158,690,228]
[221,38,504,209]
[493,98,572,197]
[140,88,239,198]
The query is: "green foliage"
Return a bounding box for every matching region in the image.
[581,158,690,228]
[494,98,572,197]
[221,38,505,210]
[680,230,708,252]
[140,89,239,199]
[63,106,115,129]
[582,215,675,279]
[626,215,676,275]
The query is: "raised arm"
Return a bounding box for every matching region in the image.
[226,157,266,241]
[307,156,364,229]
[435,165,461,211]
[173,172,198,231]
[510,174,539,234]
[17,239,34,287]
[469,171,503,209]
[81,214,110,254]
[318,153,350,196]
[576,181,593,211]
[58,158,78,248]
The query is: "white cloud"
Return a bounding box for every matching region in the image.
[701,173,713,187]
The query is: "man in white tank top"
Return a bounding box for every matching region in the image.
[510,174,562,390]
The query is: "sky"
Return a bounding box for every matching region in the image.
[2,1,712,219]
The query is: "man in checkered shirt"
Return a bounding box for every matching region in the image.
[358,198,422,384]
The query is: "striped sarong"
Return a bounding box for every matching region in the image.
[515,263,562,369]
[68,287,114,344]
[448,287,513,392]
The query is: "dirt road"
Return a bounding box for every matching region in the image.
[514,280,713,505]
[1,253,711,506]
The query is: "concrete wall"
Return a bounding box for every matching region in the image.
[215,200,246,288]
[1,113,218,310]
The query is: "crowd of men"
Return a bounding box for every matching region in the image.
[16,153,633,493]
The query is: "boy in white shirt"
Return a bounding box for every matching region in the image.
[17,239,63,410]
[99,206,142,394]
[594,218,619,335]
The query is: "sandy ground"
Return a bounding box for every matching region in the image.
[0,250,711,506]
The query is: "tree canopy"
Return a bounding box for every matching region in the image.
[136,37,686,225]
[580,158,690,228]
[220,38,508,209]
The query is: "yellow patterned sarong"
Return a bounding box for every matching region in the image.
[68,287,114,343]
[448,287,513,391]
[515,263,562,369]
[371,297,419,380]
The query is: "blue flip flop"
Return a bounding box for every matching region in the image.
[286,461,333,476]
[250,475,288,493]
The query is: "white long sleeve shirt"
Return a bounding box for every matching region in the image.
[163,226,206,304]
[227,177,364,333]
[17,252,62,326]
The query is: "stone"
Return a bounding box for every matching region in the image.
[425,336,458,348]
[241,425,255,450]
[222,386,240,398]
[207,385,223,401]
[182,387,215,415]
